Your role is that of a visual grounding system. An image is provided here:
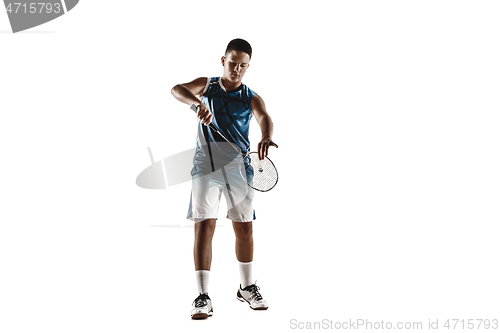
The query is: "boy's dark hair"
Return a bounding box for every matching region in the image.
[225,38,252,59]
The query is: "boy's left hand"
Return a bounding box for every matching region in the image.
[258,136,278,160]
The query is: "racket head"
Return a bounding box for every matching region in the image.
[239,152,278,192]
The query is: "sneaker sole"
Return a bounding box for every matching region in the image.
[191,311,213,320]
[236,295,268,310]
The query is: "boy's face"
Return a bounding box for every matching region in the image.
[221,50,250,84]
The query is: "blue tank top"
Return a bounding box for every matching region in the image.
[192,77,257,177]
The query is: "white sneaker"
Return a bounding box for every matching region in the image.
[236,282,268,310]
[191,293,213,319]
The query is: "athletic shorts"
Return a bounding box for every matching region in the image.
[186,165,256,223]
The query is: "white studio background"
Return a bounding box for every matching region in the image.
[1,1,499,332]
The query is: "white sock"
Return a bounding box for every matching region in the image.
[195,270,210,294]
[238,261,253,289]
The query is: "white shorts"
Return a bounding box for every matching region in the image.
[186,165,255,223]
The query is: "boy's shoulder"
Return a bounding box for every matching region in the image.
[208,77,220,85]
[204,77,220,92]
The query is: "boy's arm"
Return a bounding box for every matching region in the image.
[171,77,213,125]
[251,94,278,160]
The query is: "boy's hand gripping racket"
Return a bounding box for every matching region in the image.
[190,104,278,192]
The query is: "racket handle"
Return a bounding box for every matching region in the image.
[190,103,198,113]
[190,103,219,133]
[190,103,241,153]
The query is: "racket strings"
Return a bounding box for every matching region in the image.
[246,153,278,192]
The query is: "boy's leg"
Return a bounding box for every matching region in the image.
[191,219,216,319]
[233,220,268,310]
[232,221,253,263]
[194,219,217,270]
[232,221,253,288]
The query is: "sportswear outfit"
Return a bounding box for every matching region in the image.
[187,77,257,223]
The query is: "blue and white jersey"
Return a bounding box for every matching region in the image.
[192,77,257,177]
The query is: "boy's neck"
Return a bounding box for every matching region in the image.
[221,77,242,92]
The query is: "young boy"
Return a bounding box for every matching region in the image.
[171,38,278,319]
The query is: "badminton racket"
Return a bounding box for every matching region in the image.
[190,103,278,192]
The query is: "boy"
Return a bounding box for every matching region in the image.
[171,38,278,319]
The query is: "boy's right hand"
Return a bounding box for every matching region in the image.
[196,103,213,126]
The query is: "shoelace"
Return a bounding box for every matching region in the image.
[244,284,263,301]
[193,293,209,307]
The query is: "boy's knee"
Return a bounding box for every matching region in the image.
[195,219,216,237]
[234,223,253,241]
